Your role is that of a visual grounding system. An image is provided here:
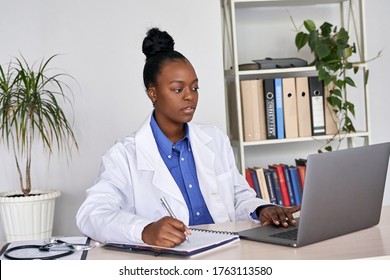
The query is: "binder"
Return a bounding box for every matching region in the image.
[263,79,277,139]
[295,77,312,137]
[226,80,239,140]
[324,83,339,135]
[240,80,267,141]
[308,76,326,136]
[274,78,285,139]
[282,77,299,138]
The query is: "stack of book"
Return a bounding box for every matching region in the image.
[245,159,307,206]
[239,76,338,142]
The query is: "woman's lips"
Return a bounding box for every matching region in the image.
[182,106,195,114]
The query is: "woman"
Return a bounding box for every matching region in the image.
[76,28,300,247]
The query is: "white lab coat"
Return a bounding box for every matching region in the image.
[76,113,268,243]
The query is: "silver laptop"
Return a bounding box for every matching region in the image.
[238,142,390,247]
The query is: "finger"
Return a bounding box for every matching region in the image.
[166,218,189,241]
[273,207,289,227]
[284,209,297,225]
[260,207,281,226]
[289,205,301,213]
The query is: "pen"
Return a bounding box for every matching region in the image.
[160,197,190,243]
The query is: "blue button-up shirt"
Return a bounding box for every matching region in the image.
[150,114,214,226]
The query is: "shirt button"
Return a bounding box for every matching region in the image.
[181,157,184,161]
[168,155,172,159]
[189,184,193,188]
[196,212,201,216]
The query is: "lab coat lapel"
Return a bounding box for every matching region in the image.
[135,114,186,204]
[188,124,223,219]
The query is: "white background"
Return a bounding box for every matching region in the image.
[0,0,389,242]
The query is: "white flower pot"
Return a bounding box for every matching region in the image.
[0,189,61,242]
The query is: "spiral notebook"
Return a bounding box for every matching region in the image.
[104,228,239,256]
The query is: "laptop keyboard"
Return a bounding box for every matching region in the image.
[270,228,298,240]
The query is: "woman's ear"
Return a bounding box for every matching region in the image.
[147,87,157,103]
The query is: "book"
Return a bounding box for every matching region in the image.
[240,80,264,141]
[295,158,307,189]
[263,169,277,204]
[263,79,277,139]
[308,76,326,135]
[288,166,303,205]
[238,63,260,71]
[274,78,285,139]
[268,166,287,206]
[282,77,299,138]
[295,77,312,137]
[104,228,240,256]
[281,164,296,206]
[249,168,262,198]
[245,168,256,191]
[254,167,270,202]
[269,164,290,206]
[252,57,307,69]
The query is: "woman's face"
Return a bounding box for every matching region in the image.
[149,59,199,128]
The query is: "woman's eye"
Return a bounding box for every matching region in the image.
[174,88,183,93]
[192,87,199,92]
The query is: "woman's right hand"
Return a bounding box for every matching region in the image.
[141,216,190,247]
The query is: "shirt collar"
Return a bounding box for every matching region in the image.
[150,112,189,158]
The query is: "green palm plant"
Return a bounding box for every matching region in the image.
[0,54,78,195]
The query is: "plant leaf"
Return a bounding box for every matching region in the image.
[295,32,308,50]
[344,77,356,87]
[304,19,316,32]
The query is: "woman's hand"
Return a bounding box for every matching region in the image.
[258,205,301,227]
[141,216,191,247]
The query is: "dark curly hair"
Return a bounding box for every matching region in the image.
[142,27,187,89]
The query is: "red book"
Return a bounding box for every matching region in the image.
[245,168,255,190]
[269,164,291,206]
[297,165,306,189]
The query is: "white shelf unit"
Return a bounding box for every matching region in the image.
[221,0,370,174]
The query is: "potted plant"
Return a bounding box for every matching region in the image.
[0,54,78,241]
[295,19,381,152]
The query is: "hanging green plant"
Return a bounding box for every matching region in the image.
[295,19,369,152]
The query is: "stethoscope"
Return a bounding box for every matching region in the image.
[3,238,99,260]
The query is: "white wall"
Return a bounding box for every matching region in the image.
[0,0,225,241]
[0,0,389,241]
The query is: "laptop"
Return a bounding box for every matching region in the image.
[238,142,390,247]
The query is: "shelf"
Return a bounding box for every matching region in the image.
[230,131,370,147]
[230,0,350,9]
[222,0,369,173]
[225,66,318,79]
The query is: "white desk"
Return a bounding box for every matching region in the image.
[86,205,390,260]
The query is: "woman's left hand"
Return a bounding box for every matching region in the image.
[258,205,301,227]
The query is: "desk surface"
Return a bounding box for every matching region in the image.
[86,205,390,260]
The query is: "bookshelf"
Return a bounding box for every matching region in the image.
[221,0,370,174]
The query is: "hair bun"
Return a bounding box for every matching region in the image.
[142,28,175,59]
